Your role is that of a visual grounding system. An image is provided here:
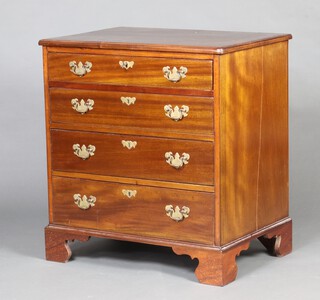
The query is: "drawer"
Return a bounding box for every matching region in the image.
[50,88,214,135]
[51,130,214,185]
[48,53,212,91]
[52,176,215,245]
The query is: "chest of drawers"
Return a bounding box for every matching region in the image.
[39,27,292,286]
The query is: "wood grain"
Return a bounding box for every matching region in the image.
[50,88,214,136]
[45,226,90,262]
[257,42,289,227]
[51,176,215,245]
[42,47,54,222]
[173,241,250,286]
[48,81,214,97]
[40,28,292,285]
[217,41,290,245]
[39,27,292,55]
[47,46,214,59]
[52,171,215,193]
[258,218,292,257]
[44,218,291,285]
[51,129,214,185]
[48,52,212,91]
[219,46,263,244]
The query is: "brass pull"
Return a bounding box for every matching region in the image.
[165,205,190,222]
[71,98,94,114]
[122,140,137,149]
[165,152,190,169]
[163,66,187,83]
[122,189,137,198]
[69,61,92,77]
[73,194,96,210]
[121,97,136,106]
[73,144,96,160]
[164,105,189,121]
[119,61,134,70]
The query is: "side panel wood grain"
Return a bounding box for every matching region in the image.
[42,47,54,222]
[219,42,289,244]
[51,130,214,185]
[48,53,212,91]
[257,42,289,227]
[219,47,263,245]
[52,176,215,245]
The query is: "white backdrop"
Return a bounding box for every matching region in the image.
[0,0,319,299]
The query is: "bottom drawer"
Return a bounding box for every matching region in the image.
[52,176,214,245]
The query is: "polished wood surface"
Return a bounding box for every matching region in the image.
[48,52,212,91]
[52,176,215,244]
[42,47,54,222]
[218,41,289,245]
[45,218,292,285]
[51,129,214,185]
[50,88,214,136]
[53,171,215,192]
[219,46,262,245]
[173,241,250,286]
[45,226,90,262]
[257,42,289,228]
[49,80,214,97]
[39,27,292,55]
[40,27,292,286]
[258,219,292,257]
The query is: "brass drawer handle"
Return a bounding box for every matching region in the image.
[164,105,189,121]
[69,61,92,77]
[119,60,134,70]
[122,140,137,149]
[122,189,137,198]
[165,152,190,169]
[121,97,136,106]
[73,194,96,210]
[71,98,94,114]
[163,66,187,83]
[73,144,96,160]
[165,205,190,222]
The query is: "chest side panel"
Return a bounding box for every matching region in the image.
[219,42,289,245]
[219,46,263,245]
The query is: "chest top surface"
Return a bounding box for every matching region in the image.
[39,27,291,54]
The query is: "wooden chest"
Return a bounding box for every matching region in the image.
[39,27,292,286]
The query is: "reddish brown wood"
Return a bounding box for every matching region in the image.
[45,226,90,262]
[47,46,214,59]
[51,129,214,185]
[53,171,215,192]
[258,219,292,257]
[48,81,214,97]
[51,122,214,142]
[39,27,292,55]
[48,52,212,91]
[218,41,290,245]
[40,27,292,286]
[51,176,215,245]
[42,47,54,222]
[219,46,262,244]
[173,241,250,286]
[44,218,290,285]
[257,42,289,227]
[50,88,214,136]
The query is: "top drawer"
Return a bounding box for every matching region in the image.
[47,53,213,91]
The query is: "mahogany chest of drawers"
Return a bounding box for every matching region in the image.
[39,27,292,286]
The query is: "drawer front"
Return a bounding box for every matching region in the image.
[50,88,214,135]
[52,177,214,245]
[48,53,212,91]
[51,130,214,185]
